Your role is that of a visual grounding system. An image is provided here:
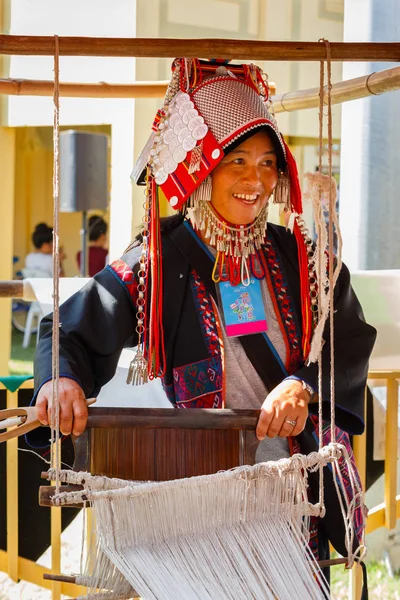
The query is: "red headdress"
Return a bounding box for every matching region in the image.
[130,59,313,382]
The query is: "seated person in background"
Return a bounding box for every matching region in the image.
[25,222,65,277]
[77,215,108,277]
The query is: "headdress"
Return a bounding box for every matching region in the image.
[130,58,316,383]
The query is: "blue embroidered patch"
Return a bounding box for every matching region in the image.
[173,356,222,405]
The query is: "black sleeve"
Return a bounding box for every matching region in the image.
[293,262,377,435]
[34,264,138,400]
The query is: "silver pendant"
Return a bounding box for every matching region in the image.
[126,349,149,386]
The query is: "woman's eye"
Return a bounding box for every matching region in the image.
[263,159,275,167]
[232,158,244,165]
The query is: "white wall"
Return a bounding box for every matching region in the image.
[6,0,137,259]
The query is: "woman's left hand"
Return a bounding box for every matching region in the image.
[256,379,310,440]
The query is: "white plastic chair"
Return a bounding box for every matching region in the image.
[21,268,47,348]
[22,301,43,348]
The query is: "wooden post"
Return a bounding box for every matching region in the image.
[50,439,62,600]
[350,387,368,600]
[385,377,399,529]
[0,128,16,375]
[6,389,18,582]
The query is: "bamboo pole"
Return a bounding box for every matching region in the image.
[274,65,400,113]
[1,36,400,61]
[0,65,399,113]
[0,78,169,98]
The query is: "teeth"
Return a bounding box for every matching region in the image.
[233,193,258,201]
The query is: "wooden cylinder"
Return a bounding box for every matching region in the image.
[274,65,400,113]
[86,407,259,429]
[0,280,23,298]
[1,36,400,61]
[0,78,169,98]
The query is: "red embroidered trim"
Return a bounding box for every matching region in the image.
[109,259,138,304]
[191,270,221,358]
[263,235,303,374]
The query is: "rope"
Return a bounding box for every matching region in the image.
[323,39,337,442]
[50,34,61,492]
[317,40,325,510]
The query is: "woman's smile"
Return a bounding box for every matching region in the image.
[232,193,260,205]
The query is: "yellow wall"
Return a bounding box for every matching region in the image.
[13,125,111,277]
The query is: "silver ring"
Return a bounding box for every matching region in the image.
[285,419,297,427]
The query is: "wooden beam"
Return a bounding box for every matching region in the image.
[86,407,260,430]
[0,78,169,98]
[0,280,23,298]
[1,36,400,61]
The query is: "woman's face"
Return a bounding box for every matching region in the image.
[210,130,279,225]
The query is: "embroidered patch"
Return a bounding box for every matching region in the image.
[173,356,223,407]
[178,393,223,409]
[108,260,138,304]
[263,232,302,373]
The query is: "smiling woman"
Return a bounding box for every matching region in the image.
[32,58,376,587]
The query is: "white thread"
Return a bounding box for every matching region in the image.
[0,416,23,429]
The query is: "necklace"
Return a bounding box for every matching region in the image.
[187,200,268,286]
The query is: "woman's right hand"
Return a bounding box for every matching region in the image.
[36,377,88,436]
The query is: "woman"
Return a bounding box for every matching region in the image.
[32,59,375,571]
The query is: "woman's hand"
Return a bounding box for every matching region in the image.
[256,379,310,440]
[36,377,88,436]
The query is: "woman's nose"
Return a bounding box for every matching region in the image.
[242,165,262,185]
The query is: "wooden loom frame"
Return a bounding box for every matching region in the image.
[0,34,399,600]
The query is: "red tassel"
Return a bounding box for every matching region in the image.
[294,220,311,360]
[283,140,303,215]
[147,178,166,379]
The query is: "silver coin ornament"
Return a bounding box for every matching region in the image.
[183,108,198,125]
[182,136,197,152]
[188,115,204,132]
[178,127,191,143]
[158,148,171,162]
[192,124,208,141]
[154,168,168,185]
[173,120,186,135]
[163,129,176,144]
[152,91,208,184]
[169,113,182,128]
[164,157,178,174]
[172,147,187,163]
[168,137,181,153]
